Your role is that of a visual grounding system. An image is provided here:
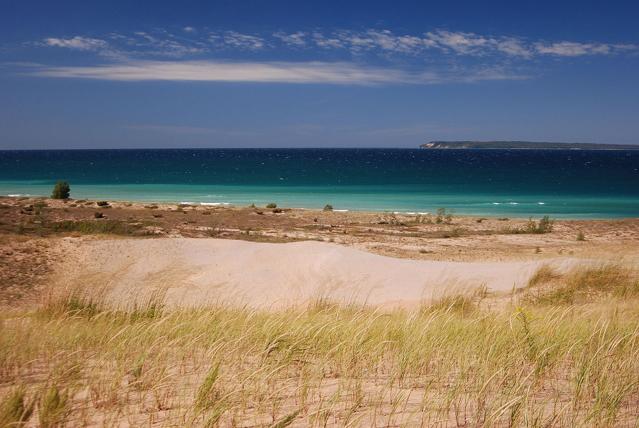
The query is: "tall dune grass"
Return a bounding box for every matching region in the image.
[1,267,639,426]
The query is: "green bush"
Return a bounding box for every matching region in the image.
[51,181,70,199]
[526,216,554,234]
[323,204,333,211]
[266,203,277,209]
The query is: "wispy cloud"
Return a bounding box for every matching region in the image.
[34,28,637,60]
[43,36,109,51]
[19,28,636,87]
[273,31,307,47]
[533,41,633,56]
[25,59,527,85]
[211,31,266,50]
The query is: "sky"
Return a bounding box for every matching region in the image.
[1,0,638,149]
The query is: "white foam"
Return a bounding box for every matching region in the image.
[7,194,30,197]
[200,202,231,206]
[334,209,349,212]
[537,202,545,205]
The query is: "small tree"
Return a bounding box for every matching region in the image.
[51,181,70,199]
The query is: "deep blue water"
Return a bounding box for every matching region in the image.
[1,148,638,218]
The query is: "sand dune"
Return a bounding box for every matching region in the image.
[58,238,582,309]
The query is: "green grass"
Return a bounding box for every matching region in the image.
[39,385,68,428]
[0,387,34,427]
[1,269,639,426]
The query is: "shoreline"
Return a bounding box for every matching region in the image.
[3,193,639,222]
[2,194,637,220]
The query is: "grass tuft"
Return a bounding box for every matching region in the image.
[38,385,68,428]
[0,387,34,427]
[528,265,561,287]
[530,264,638,304]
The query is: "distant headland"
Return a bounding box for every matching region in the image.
[420,141,639,150]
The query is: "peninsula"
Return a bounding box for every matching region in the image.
[420,140,639,150]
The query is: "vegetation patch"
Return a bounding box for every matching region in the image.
[528,264,638,304]
[3,283,639,426]
[51,220,143,235]
[51,181,70,200]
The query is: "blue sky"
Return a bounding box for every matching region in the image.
[1,0,638,149]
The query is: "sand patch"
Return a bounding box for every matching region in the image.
[52,237,586,310]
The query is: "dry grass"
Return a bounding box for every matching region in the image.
[526,264,639,305]
[527,265,561,288]
[1,270,639,426]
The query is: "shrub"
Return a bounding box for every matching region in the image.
[525,216,554,234]
[435,208,453,224]
[266,203,277,209]
[96,201,109,207]
[51,181,70,199]
[576,231,586,241]
[323,204,333,211]
[93,212,104,219]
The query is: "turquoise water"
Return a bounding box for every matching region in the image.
[1,149,638,218]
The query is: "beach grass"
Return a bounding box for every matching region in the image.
[1,268,639,426]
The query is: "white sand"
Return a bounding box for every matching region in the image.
[59,238,581,309]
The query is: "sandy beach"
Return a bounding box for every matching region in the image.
[2,196,639,308]
[2,197,639,426]
[54,237,586,310]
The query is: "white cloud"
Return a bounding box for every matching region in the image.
[43,36,108,51]
[535,41,615,56]
[313,32,344,49]
[37,28,637,61]
[128,31,207,57]
[494,38,532,58]
[424,30,490,55]
[307,29,534,57]
[215,31,265,50]
[273,31,307,47]
[27,60,526,85]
